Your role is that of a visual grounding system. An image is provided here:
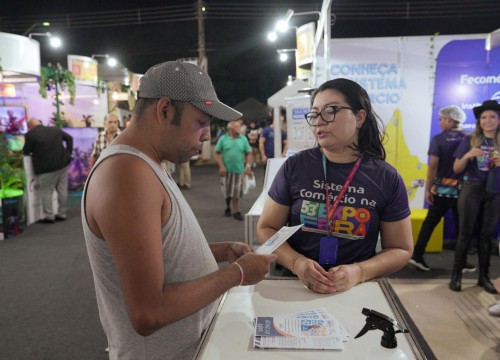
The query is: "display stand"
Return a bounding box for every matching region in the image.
[244,158,286,245]
[0,190,25,240]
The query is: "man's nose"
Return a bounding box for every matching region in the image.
[201,127,211,142]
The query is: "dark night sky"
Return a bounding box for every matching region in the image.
[1,0,499,106]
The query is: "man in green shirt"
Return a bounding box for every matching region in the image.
[214,120,252,220]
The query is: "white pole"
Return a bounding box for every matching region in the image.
[273,107,282,158]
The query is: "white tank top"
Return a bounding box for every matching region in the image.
[82,144,219,360]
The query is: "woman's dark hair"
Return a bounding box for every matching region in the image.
[311,78,386,160]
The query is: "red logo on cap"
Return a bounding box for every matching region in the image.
[205,101,213,106]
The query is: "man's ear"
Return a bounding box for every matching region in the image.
[156,98,171,122]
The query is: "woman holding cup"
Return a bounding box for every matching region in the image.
[450,100,500,293]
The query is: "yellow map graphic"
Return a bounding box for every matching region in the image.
[384,109,427,201]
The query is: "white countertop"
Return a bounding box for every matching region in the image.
[195,279,423,359]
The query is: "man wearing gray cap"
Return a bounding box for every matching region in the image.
[82,61,277,360]
[409,105,474,272]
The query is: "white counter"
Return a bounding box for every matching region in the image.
[195,278,426,359]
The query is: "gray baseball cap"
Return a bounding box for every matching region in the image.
[137,60,242,121]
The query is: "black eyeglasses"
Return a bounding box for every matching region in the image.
[304,105,354,126]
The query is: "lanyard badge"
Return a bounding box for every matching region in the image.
[317,154,363,268]
[319,236,338,269]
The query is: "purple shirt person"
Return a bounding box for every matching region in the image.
[259,124,288,164]
[256,78,413,294]
[410,105,468,272]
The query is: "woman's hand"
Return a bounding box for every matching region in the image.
[325,264,363,292]
[466,147,484,159]
[491,154,500,168]
[293,256,336,294]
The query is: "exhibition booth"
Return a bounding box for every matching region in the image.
[0,32,122,237]
[245,31,500,248]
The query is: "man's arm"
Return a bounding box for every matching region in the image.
[243,138,253,175]
[244,151,252,175]
[22,134,32,155]
[282,139,288,157]
[62,131,73,153]
[425,155,439,205]
[90,136,100,167]
[213,151,226,177]
[259,136,267,164]
[86,155,275,336]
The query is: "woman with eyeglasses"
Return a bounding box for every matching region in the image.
[256,78,413,293]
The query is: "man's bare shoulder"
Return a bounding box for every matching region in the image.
[86,154,167,233]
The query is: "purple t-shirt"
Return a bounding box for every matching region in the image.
[262,126,287,158]
[268,148,410,264]
[454,135,496,183]
[428,130,465,180]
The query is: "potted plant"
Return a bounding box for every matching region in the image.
[0,132,25,239]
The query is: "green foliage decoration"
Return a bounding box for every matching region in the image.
[39,63,76,127]
[0,132,25,199]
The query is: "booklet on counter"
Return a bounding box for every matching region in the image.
[255,224,303,255]
[253,308,350,350]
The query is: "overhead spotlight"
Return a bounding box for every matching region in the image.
[276,20,289,33]
[92,54,118,67]
[267,32,277,42]
[107,57,117,67]
[279,53,289,62]
[49,36,62,48]
[277,48,296,63]
[275,9,294,33]
[28,32,62,49]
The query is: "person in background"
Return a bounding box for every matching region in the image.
[23,118,73,223]
[246,120,262,168]
[409,105,475,272]
[162,160,192,189]
[214,125,225,144]
[259,120,288,165]
[238,118,247,137]
[214,120,253,220]
[257,78,413,294]
[449,100,500,293]
[90,113,121,167]
[176,161,191,190]
[83,61,276,360]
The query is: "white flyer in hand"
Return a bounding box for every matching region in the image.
[255,224,303,254]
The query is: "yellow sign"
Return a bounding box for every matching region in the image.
[67,55,98,86]
[296,22,315,70]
